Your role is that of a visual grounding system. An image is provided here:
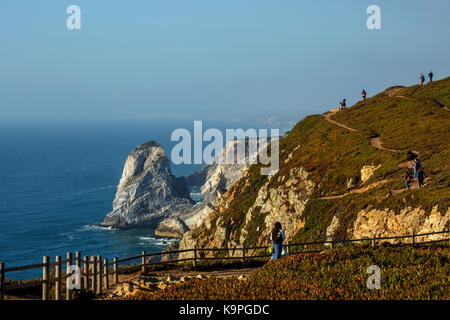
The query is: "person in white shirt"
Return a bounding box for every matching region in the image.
[270,222,286,260]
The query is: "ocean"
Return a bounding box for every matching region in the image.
[0,118,271,280]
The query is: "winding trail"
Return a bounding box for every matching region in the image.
[320,99,430,199]
[319,179,390,200]
[323,110,420,156]
[322,112,358,132]
[369,136,401,153]
[323,111,400,153]
[393,95,413,101]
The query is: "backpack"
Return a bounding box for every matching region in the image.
[276,230,284,243]
[416,160,422,169]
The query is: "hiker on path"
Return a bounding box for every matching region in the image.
[409,158,422,179]
[404,171,412,190]
[339,98,346,111]
[428,71,433,83]
[362,90,367,101]
[270,222,286,260]
[417,168,425,188]
[420,73,425,86]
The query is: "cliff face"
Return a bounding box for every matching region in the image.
[349,206,450,243]
[186,138,268,203]
[103,141,194,229]
[179,78,450,256]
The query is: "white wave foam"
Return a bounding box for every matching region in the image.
[78,224,117,232]
[139,236,155,241]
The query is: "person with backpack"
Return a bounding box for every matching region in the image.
[409,158,422,179]
[270,222,286,260]
[362,90,367,101]
[428,71,433,83]
[420,73,425,86]
[339,98,346,111]
[404,171,412,190]
[417,168,425,188]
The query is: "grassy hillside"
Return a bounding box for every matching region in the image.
[133,245,450,300]
[190,77,449,248]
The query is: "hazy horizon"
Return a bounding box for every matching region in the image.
[1,0,449,122]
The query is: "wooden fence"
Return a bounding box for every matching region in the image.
[1,228,449,300]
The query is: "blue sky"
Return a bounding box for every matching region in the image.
[0,0,449,124]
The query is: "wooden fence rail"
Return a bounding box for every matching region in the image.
[1,228,449,300]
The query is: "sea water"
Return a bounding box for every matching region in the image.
[0,118,259,280]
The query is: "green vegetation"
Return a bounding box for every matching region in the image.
[134,246,450,300]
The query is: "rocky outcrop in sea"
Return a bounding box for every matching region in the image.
[102,141,194,229]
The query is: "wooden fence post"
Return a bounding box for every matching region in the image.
[55,256,62,300]
[193,245,197,269]
[242,245,246,265]
[66,252,72,300]
[83,256,89,289]
[412,230,416,247]
[104,259,109,290]
[371,235,375,248]
[91,256,97,292]
[97,255,102,295]
[0,262,5,301]
[287,241,291,255]
[42,256,49,301]
[113,257,118,284]
[141,250,146,273]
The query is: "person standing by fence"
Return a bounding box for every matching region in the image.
[270,222,286,260]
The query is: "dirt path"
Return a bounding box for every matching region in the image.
[369,136,401,153]
[319,179,390,200]
[323,111,421,157]
[103,265,260,299]
[323,112,358,132]
[323,112,398,152]
[394,95,413,100]
[390,177,432,195]
[385,87,405,97]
